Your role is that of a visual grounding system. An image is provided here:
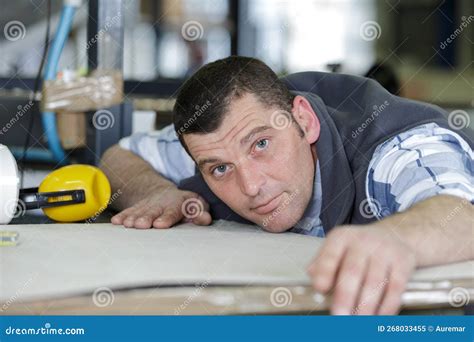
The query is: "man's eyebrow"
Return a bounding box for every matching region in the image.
[240,125,272,145]
[196,125,272,170]
[197,158,223,170]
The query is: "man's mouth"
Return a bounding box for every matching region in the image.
[251,193,283,215]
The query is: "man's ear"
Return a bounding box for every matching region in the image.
[291,95,320,144]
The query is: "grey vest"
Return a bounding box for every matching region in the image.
[178,72,473,233]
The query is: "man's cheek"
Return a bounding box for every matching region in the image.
[211,185,241,209]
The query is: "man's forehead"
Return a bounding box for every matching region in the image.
[185,95,273,154]
[185,116,269,156]
[191,124,275,171]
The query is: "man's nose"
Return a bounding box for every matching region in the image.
[237,164,266,197]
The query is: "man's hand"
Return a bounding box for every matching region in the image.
[111,189,212,229]
[307,226,417,315]
[307,195,472,315]
[100,144,213,229]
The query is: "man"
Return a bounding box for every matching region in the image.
[100,56,473,315]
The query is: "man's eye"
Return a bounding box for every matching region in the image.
[255,138,269,151]
[212,165,227,177]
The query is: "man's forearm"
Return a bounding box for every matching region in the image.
[99,144,177,210]
[376,195,473,267]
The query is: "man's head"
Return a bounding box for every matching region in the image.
[173,56,320,232]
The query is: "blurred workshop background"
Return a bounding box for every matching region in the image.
[0,0,472,189]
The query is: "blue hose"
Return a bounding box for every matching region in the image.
[41,5,76,163]
[10,146,60,163]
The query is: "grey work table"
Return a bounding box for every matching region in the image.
[1,220,473,315]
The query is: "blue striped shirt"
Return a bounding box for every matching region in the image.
[119,122,473,236]
[366,123,473,218]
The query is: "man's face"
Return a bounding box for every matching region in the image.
[184,93,320,233]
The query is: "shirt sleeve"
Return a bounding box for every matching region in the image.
[366,123,474,219]
[118,124,196,185]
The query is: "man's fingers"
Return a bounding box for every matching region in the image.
[354,258,389,315]
[130,203,164,228]
[308,229,349,293]
[111,212,125,225]
[111,207,136,225]
[377,264,410,315]
[152,207,183,229]
[113,204,162,229]
[198,195,211,212]
[181,194,212,225]
[192,211,212,226]
[111,191,211,229]
[121,208,142,228]
[331,249,368,315]
[122,215,138,228]
[133,215,155,229]
[308,228,416,315]
[118,206,146,228]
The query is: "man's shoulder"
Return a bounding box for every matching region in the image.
[282,71,369,93]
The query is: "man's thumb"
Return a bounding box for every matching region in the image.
[192,211,212,226]
[181,194,212,226]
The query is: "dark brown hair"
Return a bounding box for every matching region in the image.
[173,56,295,150]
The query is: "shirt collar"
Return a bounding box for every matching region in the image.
[290,160,325,237]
